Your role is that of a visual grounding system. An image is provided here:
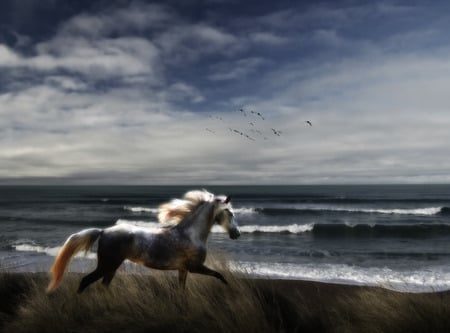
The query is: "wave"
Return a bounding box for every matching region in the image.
[312,223,450,238]
[213,223,314,234]
[115,219,314,234]
[124,206,159,213]
[230,261,450,292]
[121,204,450,218]
[115,219,169,230]
[250,206,450,216]
[114,219,450,237]
[123,207,257,215]
[439,206,450,215]
[11,243,96,259]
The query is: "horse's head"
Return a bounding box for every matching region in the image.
[214,195,240,239]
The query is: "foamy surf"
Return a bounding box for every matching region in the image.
[230,261,450,292]
[233,224,314,234]
[124,206,159,213]
[115,219,314,234]
[12,243,97,259]
[122,205,447,217]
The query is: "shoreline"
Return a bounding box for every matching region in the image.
[1,271,449,332]
[2,251,449,293]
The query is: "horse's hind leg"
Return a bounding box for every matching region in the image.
[101,258,125,287]
[78,258,124,292]
[78,248,125,293]
[78,268,104,293]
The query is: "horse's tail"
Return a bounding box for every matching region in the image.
[47,228,103,293]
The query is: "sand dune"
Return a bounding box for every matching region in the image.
[1,270,449,333]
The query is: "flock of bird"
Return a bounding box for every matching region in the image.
[205,108,312,141]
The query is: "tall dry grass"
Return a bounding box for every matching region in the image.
[0,257,300,333]
[0,257,449,333]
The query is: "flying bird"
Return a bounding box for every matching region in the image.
[244,134,255,141]
[250,110,265,120]
[239,108,247,116]
[305,121,312,126]
[271,128,282,136]
[205,128,215,134]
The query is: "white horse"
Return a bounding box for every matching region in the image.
[47,190,240,293]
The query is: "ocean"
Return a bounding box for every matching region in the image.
[1,185,449,292]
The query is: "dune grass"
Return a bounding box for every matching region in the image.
[0,260,449,333]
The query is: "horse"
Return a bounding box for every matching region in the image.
[46,190,240,293]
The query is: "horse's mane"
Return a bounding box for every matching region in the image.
[158,190,215,224]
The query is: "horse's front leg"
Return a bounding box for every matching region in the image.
[188,264,228,285]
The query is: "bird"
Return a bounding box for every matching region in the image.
[205,128,215,134]
[250,110,265,120]
[271,128,281,136]
[239,108,247,116]
[244,134,255,141]
[305,121,312,126]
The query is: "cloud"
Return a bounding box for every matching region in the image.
[1,36,161,83]
[208,57,267,81]
[155,23,239,64]
[248,32,289,45]
[60,3,172,38]
[1,1,450,184]
[166,82,205,103]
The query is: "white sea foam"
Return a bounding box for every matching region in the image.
[122,204,442,217]
[233,207,257,214]
[8,243,450,292]
[230,261,450,292]
[12,244,96,259]
[237,223,314,234]
[124,206,159,213]
[115,219,168,230]
[234,205,443,216]
[116,219,314,234]
[123,206,257,215]
[341,207,442,216]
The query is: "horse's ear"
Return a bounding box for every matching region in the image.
[225,195,231,203]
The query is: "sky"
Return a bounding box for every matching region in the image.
[1,0,450,185]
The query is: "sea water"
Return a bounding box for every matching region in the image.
[1,185,449,292]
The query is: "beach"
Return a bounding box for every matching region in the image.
[1,271,449,333]
[1,185,450,332]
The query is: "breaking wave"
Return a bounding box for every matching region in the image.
[11,243,96,259]
[230,261,450,292]
[123,206,159,213]
[115,219,450,238]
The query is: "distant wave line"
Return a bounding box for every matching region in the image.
[114,219,450,236]
[252,206,450,216]
[123,205,450,217]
